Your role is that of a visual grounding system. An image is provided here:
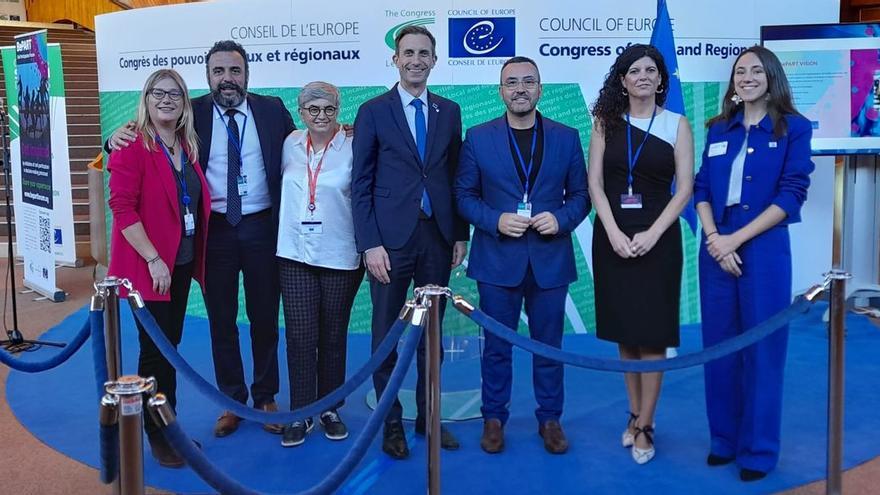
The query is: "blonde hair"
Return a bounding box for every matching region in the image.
[134,69,199,161]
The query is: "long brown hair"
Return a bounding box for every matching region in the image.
[134,69,199,161]
[707,46,800,137]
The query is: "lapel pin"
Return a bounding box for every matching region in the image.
[432,102,439,113]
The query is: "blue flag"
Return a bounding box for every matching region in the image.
[650,0,698,233]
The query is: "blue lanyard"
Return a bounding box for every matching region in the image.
[160,141,191,209]
[625,105,657,193]
[213,104,248,165]
[506,118,538,201]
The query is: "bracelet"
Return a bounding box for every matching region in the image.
[146,255,160,264]
[705,231,719,238]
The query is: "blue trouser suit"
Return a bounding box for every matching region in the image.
[700,205,792,473]
[478,264,567,426]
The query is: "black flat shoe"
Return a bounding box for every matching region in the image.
[382,421,409,460]
[414,421,460,450]
[740,468,767,482]
[707,453,734,466]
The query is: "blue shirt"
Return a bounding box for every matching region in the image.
[694,111,814,225]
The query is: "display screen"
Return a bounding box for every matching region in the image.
[763,23,880,155]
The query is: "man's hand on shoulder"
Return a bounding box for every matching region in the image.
[109,121,137,151]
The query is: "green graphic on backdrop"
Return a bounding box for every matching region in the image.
[99,81,723,335]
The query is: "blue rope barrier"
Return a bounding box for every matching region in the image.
[470,296,812,373]
[99,422,118,484]
[160,323,425,495]
[132,303,408,424]
[89,310,108,400]
[0,314,94,373]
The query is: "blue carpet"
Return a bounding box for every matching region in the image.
[5,302,879,494]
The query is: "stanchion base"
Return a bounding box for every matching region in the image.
[365,388,482,421]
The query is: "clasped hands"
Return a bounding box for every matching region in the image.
[607,227,660,258]
[498,212,559,237]
[705,232,743,277]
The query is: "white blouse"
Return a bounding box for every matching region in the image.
[276,129,360,270]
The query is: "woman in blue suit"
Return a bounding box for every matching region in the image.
[695,46,814,482]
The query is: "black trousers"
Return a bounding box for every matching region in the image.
[279,258,364,411]
[370,217,451,424]
[134,261,193,436]
[205,210,280,408]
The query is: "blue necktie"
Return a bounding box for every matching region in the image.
[410,98,432,217]
[225,109,242,226]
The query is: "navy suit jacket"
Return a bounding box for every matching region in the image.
[192,92,296,229]
[351,84,469,252]
[455,115,590,289]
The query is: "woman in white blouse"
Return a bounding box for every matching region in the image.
[277,81,364,448]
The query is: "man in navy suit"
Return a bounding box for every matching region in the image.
[109,40,294,438]
[455,56,590,455]
[351,25,469,460]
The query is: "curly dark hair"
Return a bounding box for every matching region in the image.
[707,45,799,137]
[591,44,669,138]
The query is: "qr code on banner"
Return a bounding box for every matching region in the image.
[39,215,51,253]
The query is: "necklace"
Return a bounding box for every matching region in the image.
[158,134,178,155]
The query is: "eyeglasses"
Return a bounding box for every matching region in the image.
[148,88,184,101]
[301,106,337,117]
[502,79,540,90]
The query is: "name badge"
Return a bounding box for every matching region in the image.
[516,202,532,219]
[708,141,728,157]
[302,221,323,234]
[183,211,195,237]
[769,141,778,148]
[620,193,643,209]
[237,175,248,197]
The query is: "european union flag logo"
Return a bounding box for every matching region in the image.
[448,18,515,58]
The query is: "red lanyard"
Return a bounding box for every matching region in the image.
[305,133,332,213]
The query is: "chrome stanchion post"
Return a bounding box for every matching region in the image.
[104,375,156,495]
[826,269,851,495]
[414,285,449,495]
[95,277,124,381]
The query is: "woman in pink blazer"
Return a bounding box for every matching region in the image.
[107,68,210,468]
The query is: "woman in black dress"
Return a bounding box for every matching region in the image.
[588,44,694,464]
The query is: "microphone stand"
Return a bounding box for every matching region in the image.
[0,97,64,351]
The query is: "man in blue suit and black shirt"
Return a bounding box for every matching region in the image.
[455,56,590,455]
[351,25,469,460]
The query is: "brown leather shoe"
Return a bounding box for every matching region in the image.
[480,418,504,454]
[538,420,569,454]
[213,411,241,438]
[147,434,184,468]
[260,401,283,434]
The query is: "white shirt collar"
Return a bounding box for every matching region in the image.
[397,83,428,109]
[294,127,346,151]
[213,95,249,119]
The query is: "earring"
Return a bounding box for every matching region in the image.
[622,88,629,96]
[731,94,743,105]
[656,86,665,94]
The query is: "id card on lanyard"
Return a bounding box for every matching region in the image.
[160,142,195,237]
[302,132,332,234]
[507,118,538,219]
[214,104,249,196]
[621,105,656,209]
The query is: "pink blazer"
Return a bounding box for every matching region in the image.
[107,134,211,301]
